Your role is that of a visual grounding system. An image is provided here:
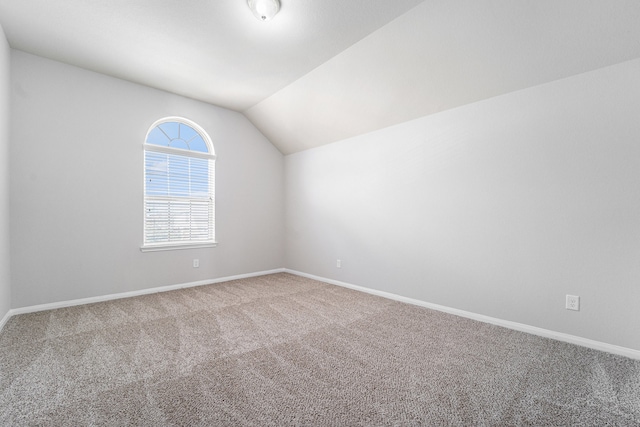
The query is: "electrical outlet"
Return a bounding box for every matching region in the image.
[336,259,341,268]
[566,295,580,311]
[193,259,199,268]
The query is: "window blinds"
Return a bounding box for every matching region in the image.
[144,150,214,245]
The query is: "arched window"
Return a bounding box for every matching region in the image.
[142,117,216,251]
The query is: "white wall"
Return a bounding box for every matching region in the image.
[10,50,284,308]
[0,25,11,321]
[285,58,640,351]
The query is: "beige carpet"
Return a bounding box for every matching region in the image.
[1,273,639,426]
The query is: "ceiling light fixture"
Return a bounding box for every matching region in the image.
[247,0,280,21]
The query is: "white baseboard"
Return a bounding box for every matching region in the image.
[0,308,11,333]
[5,268,286,319]
[4,267,639,361]
[284,269,640,361]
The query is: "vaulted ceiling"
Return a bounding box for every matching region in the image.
[2,0,640,154]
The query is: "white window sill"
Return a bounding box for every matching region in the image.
[140,242,218,252]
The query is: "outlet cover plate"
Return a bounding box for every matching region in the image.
[566,295,580,311]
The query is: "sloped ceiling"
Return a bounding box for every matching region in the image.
[247,0,640,154]
[2,1,640,154]
[0,0,423,112]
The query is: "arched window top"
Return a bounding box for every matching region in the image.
[145,117,214,155]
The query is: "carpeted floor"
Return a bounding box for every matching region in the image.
[1,273,639,426]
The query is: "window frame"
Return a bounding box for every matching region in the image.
[140,117,217,252]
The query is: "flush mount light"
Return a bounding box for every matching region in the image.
[247,0,280,21]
